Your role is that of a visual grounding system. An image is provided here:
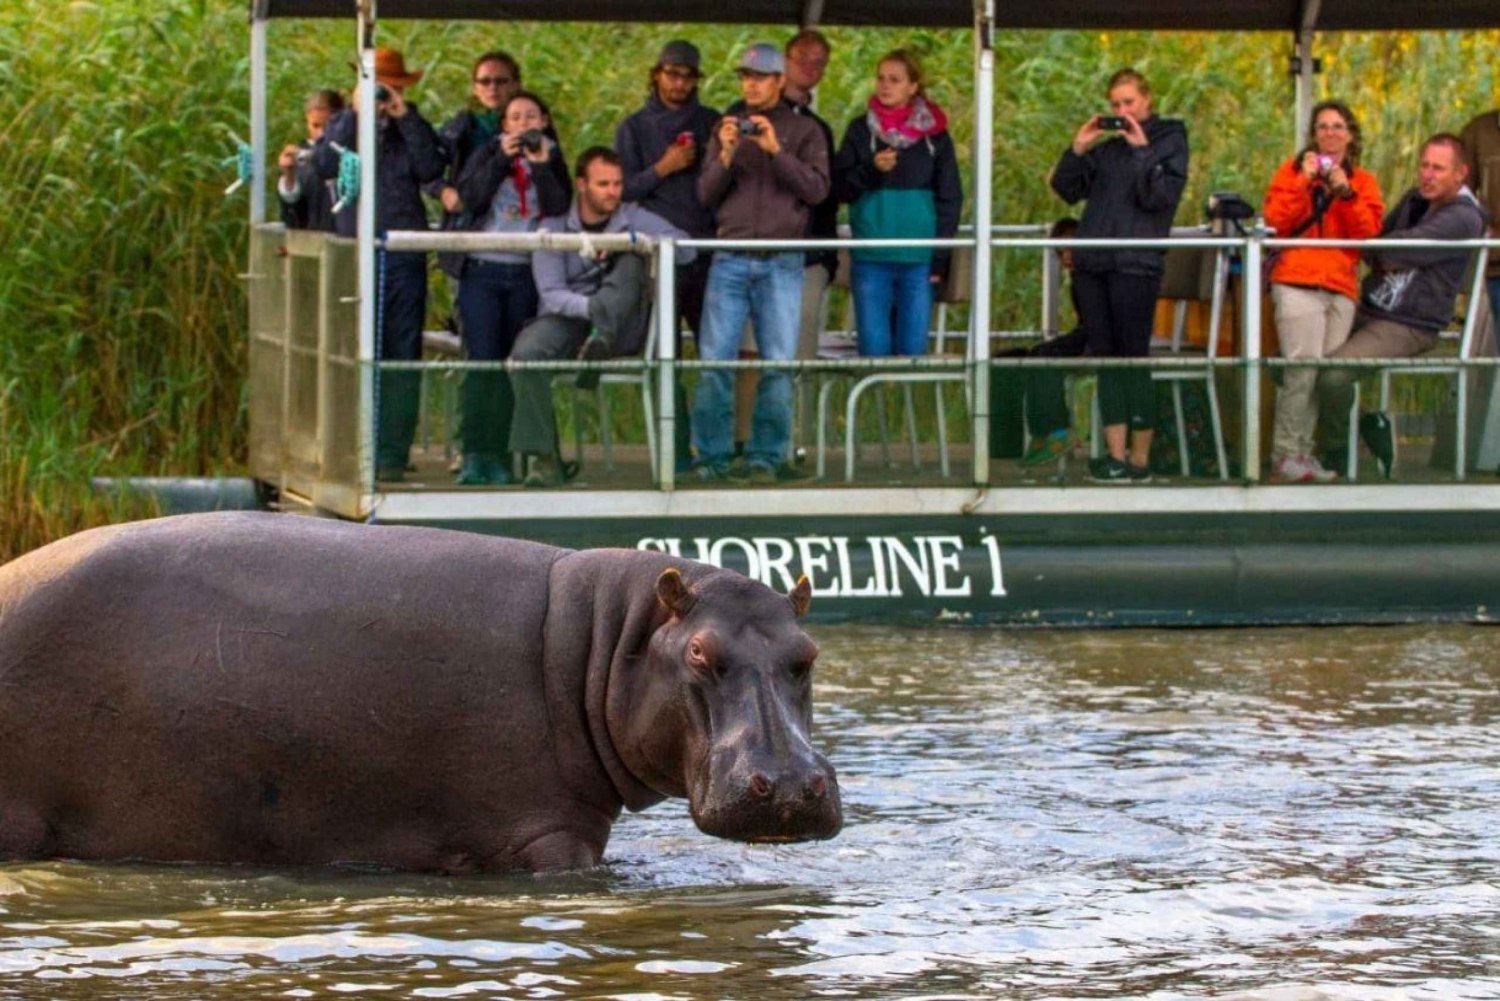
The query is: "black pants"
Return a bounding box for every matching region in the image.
[455,261,537,458]
[990,327,1088,458]
[376,250,428,470]
[1074,269,1160,431]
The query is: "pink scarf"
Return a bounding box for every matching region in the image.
[866,95,948,150]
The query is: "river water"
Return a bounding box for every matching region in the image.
[2,625,1497,999]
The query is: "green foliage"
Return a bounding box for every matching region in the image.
[1,0,1496,556]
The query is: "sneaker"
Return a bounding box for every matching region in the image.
[1359,411,1395,479]
[1270,453,1314,483]
[1300,453,1338,484]
[693,462,731,482]
[575,331,612,391]
[745,463,778,484]
[1019,429,1073,468]
[456,454,490,486]
[1125,461,1153,484]
[1088,457,1130,484]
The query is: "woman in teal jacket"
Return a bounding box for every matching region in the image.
[833,49,963,357]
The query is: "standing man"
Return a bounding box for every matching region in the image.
[616,40,720,469]
[1316,134,1489,477]
[693,42,830,482]
[1460,107,1500,332]
[313,48,446,483]
[509,148,689,487]
[276,89,345,232]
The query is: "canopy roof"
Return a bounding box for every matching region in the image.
[255,0,1498,31]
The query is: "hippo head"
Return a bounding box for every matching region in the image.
[620,567,842,845]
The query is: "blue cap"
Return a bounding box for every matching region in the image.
[737,42,785,75]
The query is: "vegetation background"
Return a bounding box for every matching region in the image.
[0,0,1495,557]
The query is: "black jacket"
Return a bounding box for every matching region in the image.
[313,106,447,238]
[616,93,721,239]
[1050,116,1189,277]
[454,140,571,240]
[279,139,337,233]
[832,112,964,279]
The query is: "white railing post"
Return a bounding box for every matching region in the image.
[657,238,677,491]
[1242,233,1263,482]
[970,0,995,486]
[356,9,378,497]
[249,10,267,227]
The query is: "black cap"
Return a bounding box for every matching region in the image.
[656,40,701,73]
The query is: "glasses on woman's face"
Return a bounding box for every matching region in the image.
[1315,121,1349,132]
[474,75,514,88]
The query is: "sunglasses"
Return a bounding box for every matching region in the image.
[474,75,514,87]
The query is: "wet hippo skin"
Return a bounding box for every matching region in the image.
[0,513,841,873]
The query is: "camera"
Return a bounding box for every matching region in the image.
[1316,154,1338,174]
[736,117,762,137]
[1097,114,1127,131]
[519,129,546,153]
[375,84,391,103]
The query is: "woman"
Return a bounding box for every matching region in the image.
[1051,67,1188,484]
[449,91,571,485]
[1263,100,1384,483]
[431,51,523,233]
[833,49,962,358]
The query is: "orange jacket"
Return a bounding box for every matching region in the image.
[1264,158,1384,300]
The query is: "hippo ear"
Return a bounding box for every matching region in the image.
[788,574,813,618]
[656,567,697,618]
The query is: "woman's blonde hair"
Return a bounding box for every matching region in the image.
[1107,67,1150,97]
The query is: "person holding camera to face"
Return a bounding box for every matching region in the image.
[446,91,571,485]
[1050,67,1188,484]
[312,48,447,483]
[1262,101,1385,483]
[692,42,830,482]
[277,89,345,233]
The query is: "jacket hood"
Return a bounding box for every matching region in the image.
[1141,116,1186,142]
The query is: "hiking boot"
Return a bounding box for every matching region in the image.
[575,331,612,391]
[1359,410,1395,479]
[1088,457,1130,484]
[1019,429,1072,468]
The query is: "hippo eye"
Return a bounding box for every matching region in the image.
[686,636,715,678]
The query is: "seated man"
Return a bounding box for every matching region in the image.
[1315,133,1489,476]
[509,147,690,487]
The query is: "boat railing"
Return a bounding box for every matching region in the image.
[246,224,1499,512]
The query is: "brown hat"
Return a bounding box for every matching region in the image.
[373,47,423,87]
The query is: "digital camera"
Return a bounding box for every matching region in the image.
[519,129,546,153]
[736,117,763,137]
[1097,115,1128,131]
[1317,154,1338,174]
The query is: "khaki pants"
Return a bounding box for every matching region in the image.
[735,263,831,443]
[1270,284,1356,458]
[1314,313,1436,455]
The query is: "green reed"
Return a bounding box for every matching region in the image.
[1,0,1494,557]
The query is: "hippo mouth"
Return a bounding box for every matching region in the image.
[687,755,844,844]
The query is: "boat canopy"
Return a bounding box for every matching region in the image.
[253,0,1498,31]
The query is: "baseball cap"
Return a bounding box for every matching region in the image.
[656,40,701,73]
[736,42,785,76]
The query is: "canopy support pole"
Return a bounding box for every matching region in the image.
[356,0,378,497]
[249,2,267,226]
[970,0,995,487]
[799,0,824,28]
[1292,0,1322,150]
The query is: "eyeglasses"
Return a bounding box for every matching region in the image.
[658,67,700,81]
[1315,122,1349,131]
[474,75,514,87]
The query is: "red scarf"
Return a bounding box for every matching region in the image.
[867,95,948,149]
[510,158,532,218]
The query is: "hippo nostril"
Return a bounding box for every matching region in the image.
[748,773,772,799]
[806,774,827,799]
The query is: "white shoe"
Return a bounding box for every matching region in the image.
[1270,454,1313,483]
[1300,454,1338,484]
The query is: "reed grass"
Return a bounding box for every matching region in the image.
[1,0,1495,558]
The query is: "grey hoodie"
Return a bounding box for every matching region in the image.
[1359,186,1489,332]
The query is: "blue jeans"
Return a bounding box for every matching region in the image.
[456,261,536,457]
[692,251,804,469]
[851,260,933,357]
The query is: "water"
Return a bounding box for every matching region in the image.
[2,625,1498,999]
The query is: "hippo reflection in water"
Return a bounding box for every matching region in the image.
[0,514,841,873]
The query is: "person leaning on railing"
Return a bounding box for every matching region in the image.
[1312,133,1490,478]
[832,47,962,359]
[508,147,692,488]
[1263,100,1384,484]
[312,47,447,484]
[447,91,571,486]
[1050,67,1188,485]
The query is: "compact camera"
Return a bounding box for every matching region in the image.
[1317,154,1338,174]
[736,117,763,137]
[519,129,546,153]
[1097,114,1128,131]
[375,84,391,103]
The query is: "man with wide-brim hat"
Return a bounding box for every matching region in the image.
[313,46,447,482]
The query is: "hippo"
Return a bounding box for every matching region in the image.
[0,513,841,872]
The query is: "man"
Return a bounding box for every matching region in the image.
[732,30,840,460]
[509,148,689,487]
[313,48,446,483]
[1316,133,1489,476]
[693,42,830,482]
[1460,108,1500,332]
[277,89,345,232]
[615,40,720,469]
